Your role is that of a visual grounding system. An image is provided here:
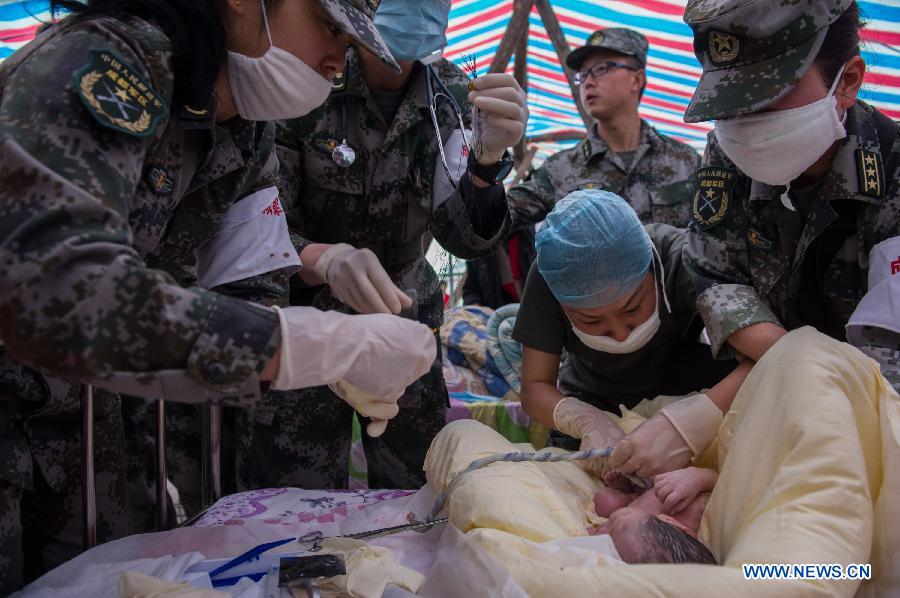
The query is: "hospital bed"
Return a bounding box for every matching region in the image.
[24,327,900,597]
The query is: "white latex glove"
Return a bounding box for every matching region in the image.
[468,73,529,164]
[609,394,723,478]
[314,243,413,315]
[271,307,436,430]
[553,397,625,477]
[329,380,392,438]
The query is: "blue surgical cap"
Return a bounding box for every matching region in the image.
[536,190,651,308]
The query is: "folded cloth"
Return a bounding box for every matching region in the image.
[486,304,523,396]
[311,538,424,598]
[117,572,227,598]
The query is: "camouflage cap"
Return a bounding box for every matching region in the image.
[566,28,649,71]
[683,0,853,123]
[319,0,400,72]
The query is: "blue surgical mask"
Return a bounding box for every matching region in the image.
[373,0,451,63]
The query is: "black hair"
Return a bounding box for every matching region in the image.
[815,1,864,83]
[638,516,718,565]
[48,0,281,108]
[49,0,226,107]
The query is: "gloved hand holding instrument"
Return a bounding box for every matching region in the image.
[609,393,723,478]
[553,397,626,478]
[270,306,436,437]
[314,243,413,315]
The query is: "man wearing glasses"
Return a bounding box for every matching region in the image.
[507,28,699,227]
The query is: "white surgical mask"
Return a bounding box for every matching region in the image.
[714,65,847,187]
[227,2,333,121]
[568,245,672,354]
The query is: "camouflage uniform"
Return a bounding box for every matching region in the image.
[237,49,510,490]
[0,14,296,590]
[685,104,900,391]
[507,122,700,227]
[508,26,699,228]
[681,0,900,391]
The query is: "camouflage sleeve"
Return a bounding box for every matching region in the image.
[212,131,296,308]
[853,327,900,394]
[684,133,781,359]
[0,26,280,403]
[506,160,559,227]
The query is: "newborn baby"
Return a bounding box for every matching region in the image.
[590,466,717,565]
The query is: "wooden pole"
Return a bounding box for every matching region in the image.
[533,0,592,128]
[488,0,534,74]
[527,130,588,144]
[509,145,539,187]
[512,22,530,170]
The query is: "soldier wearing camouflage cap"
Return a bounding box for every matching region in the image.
[608,0,900,479]
[0,0,441,591]
[237,0,529,490]
[507,27,699,229]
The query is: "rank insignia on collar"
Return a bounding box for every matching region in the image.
[332,71,346,91]
[692,166,735,229]
[73,49,167,137]
[315,138,339,155]
[148,166,174,196]
[748,227,774,251]
[856,149,884,198]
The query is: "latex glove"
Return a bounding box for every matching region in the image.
[553,397,625,477]
[314,243,413,315]
[609,394,723,479]
[271,307,436,427]
[329,380,392,438]
[468,73,529,164]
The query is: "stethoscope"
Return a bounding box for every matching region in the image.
[332,64,471,189]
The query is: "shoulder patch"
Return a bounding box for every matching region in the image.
[692,166,735,229]
[73,49,167,137]
[856,149,884,198]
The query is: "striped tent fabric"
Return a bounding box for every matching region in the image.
[0,0,897,160]
[444,0,900,160]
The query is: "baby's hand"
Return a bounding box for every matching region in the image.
[653,467,717,515]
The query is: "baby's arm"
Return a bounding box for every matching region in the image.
[652,467,717,515]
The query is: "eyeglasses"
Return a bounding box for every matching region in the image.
[574,61,639,85]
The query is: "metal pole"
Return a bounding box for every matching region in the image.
[155,399,168,531]
[81,384,97,550]
[202,403,222,507]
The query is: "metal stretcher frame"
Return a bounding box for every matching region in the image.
[81,386,223,550]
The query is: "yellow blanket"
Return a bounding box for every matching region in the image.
[425,327,900,596]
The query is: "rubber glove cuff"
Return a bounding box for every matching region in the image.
[313,243,355,284]
[658,393,723,457]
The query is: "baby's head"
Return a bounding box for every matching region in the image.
[601,507,716,565]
